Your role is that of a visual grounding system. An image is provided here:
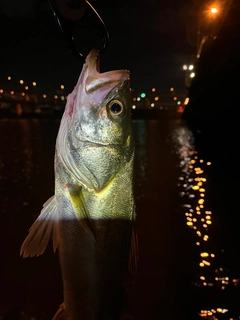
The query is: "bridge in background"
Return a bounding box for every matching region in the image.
[0,84,186,118]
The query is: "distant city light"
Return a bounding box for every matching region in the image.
[178,106,183,112]
[184,97,189,105]
[7,76,11,80]
[189,65,194,70]
[183,65,187,70]
[190,72,195,78]
[0,84,193,114]
[210,7,218,14]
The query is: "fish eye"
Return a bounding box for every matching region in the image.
[108,100,124,116]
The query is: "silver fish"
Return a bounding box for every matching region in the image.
[20,49,137,320]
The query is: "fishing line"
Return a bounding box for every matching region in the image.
[48,0,109,61]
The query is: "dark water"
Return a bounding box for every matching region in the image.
[1,118,240,320]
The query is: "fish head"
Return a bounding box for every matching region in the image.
[57,49,134,191]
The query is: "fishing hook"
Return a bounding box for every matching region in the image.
[48,0,109,61]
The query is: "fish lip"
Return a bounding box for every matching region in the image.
[77,139,111,147]
[69,133,115,150]
[84,141,107,147]
[71,133,117,148]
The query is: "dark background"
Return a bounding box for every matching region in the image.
[0,0,198,94]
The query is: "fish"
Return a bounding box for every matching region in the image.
[20,49,137,320]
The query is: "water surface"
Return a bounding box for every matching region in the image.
[0,118,240,319]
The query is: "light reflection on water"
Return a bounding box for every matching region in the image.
[173,124,240,320]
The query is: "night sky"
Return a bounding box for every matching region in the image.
[0,0,199,94]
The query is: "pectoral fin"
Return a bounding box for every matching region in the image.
[128,223,139,281]
[20,196,60,257]
[52,303,66,320]
[128,206,138,280]
[68,185,97,241]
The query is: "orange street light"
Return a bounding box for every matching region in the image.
[197,4,221,56]
[210,7,218,14]
[206,5,220,19]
